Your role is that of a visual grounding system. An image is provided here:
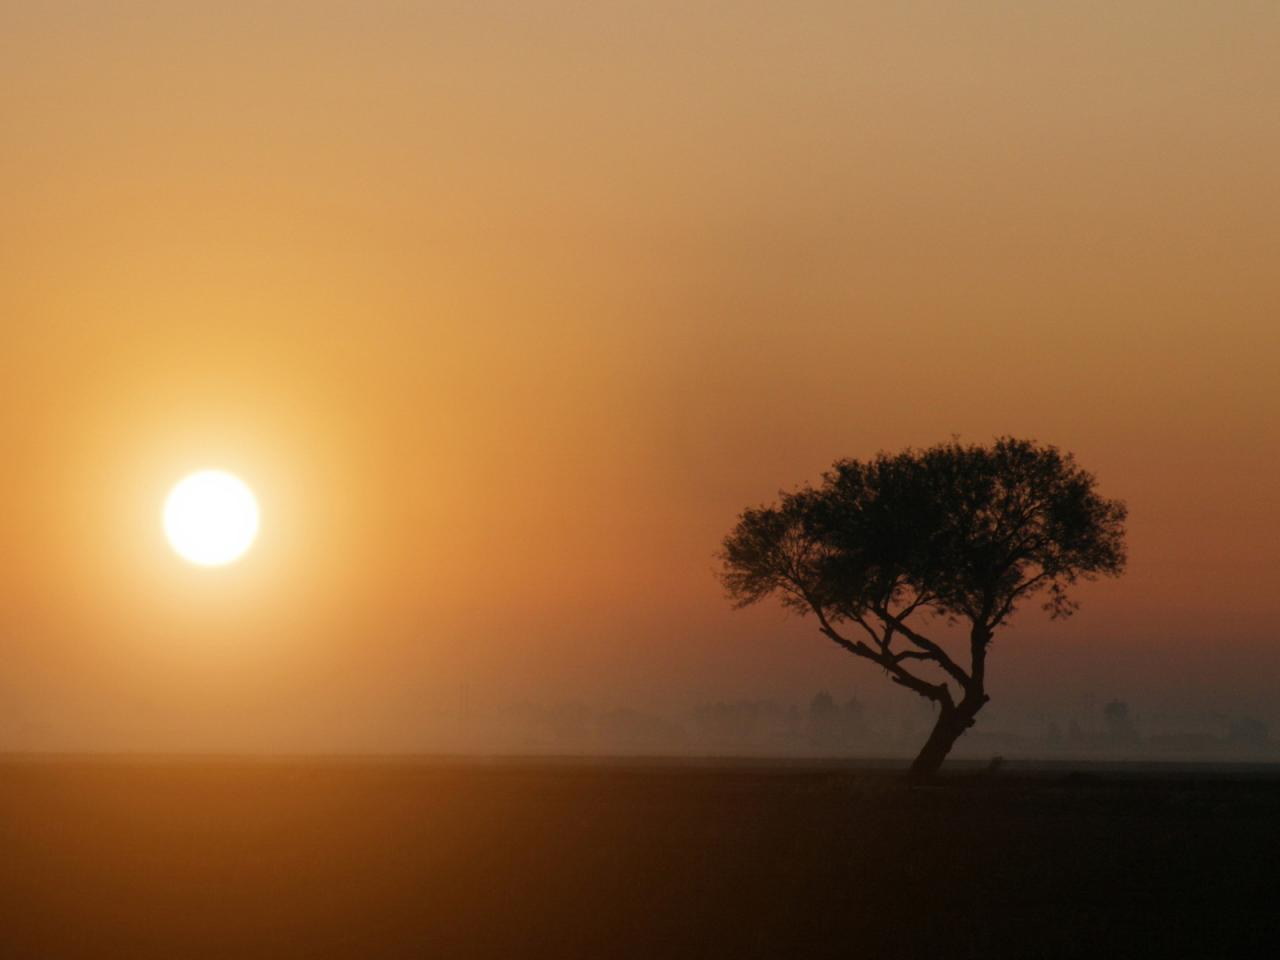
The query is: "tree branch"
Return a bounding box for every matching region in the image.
[811,605,955,710]
[870,605,970,688]
[893,650,937,664]
[989,569,1055,626]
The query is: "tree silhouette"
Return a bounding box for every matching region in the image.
[720,438,1127,776]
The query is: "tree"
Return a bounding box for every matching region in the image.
[719,438,1127,777]
[1103,700,1138,744]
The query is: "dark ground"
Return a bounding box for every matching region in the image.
[1,757,1277,959]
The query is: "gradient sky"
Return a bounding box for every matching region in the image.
[2,2,1277,750]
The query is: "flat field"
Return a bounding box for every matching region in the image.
[1,758,1276,958]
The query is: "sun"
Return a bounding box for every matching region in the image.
[163,470,260,566]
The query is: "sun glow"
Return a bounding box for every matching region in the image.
[163,470,260,566]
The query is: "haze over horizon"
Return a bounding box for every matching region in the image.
[2,2,1277,752]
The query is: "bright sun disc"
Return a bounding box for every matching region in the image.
[163,470,260,566]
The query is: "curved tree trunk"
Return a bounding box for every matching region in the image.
[907,696,986,778]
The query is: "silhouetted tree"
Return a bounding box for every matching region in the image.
[1227,716,1269,749]
[807,691,840,747]
[720,438,1126,777]
[1103,700,1138,743]
[809,691,837,722]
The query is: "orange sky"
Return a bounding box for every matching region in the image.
[2,2,1277,750]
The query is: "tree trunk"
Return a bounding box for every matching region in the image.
[907,699,983,779]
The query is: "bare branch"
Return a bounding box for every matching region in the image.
[870,605,970,688]
[812,606,955,709]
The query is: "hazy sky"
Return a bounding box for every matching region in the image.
[2,2,1277,750]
